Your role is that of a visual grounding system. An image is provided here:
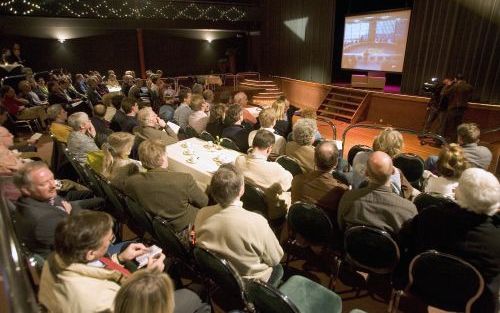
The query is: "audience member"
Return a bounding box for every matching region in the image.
[235,130,292,220]
[188,94,209,134]
[134,107,177,145]
[90,104,113,147]
[457,123,492,169]
[109,94,127,131]
[191,83,204,95]
[400,168,499,312]
[38,211,166,313]
[202,89,215,110]
[105,73,120,89]
[74,74,87,94]
[271,97,293,138]
[248,108,286,155]
[205,103,226,138]
[292,141,349,221]
[37,77,49,98]
[86,76,103,107]
[221,103,251,152]
[337,151,417,234]
[422,143,468,198]
[124,139,208,233]
[121,74,134,97]
[18,80,48,107]
[101,132,141,191]
[60,77,84,101]
[233,91,257,125]
[195,164,284,285]
[0,126,26,174]
[47,104,72,143]
[67,112,99,164]
[119,97,139,133]
[27,76,47,101]
[13,162,102,257]
[285,119,316,173]
[0,85,47,128]
[173,88,193,129]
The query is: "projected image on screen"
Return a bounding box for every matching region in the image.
[341,10,411,72]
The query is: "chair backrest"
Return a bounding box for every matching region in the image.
[241,184,268,217]
[152,216,191,263]
[275,155,303,177]
[344,226,400,274]
[220,137,240,151]
[246,279,300,313]
[193,247,249,306]
[408,250,484,313]
[49,134,68,176]
[124,196,154,237]
[185,125,199,138]
[332,171,350,186]
[200,131,215,142]
[90,170,128,223]
[347,145,372,166]
[63,148,89,185]
[393,153,425,183]
[287,202,333,244]
[413,192,456,213]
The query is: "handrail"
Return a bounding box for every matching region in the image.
[341,122,447,156]
[316,116,337,140]
[481,126,500,135]
[0,183,40,313]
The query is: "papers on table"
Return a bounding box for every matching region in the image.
[167,121,180,134]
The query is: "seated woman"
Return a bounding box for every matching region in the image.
[0,85,47,128]
[101,132,143,191]
[205,103,226,138]
[39,211,167,313]
[105,73,121,89]
[285,118,317,173]
[271,97,295,138]
[187,94,209,134]
[422,143,468,199]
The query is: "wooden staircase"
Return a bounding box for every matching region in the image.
[317,86,369,123]
[239,79,284,106]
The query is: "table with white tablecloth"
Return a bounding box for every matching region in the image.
[166,138,243,190]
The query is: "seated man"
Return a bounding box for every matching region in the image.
[85,76,103,107]
[248,108,286,155]
[13,162,102,257]
[90,104,113,147]
[0,85,47,128]
[456,123,492,169]
[109,94,127,131]
[337,151,417,234]
[67,112,99,164]
[47,104,72,143]
[18,80,48,107]
[188,94,209,134]
[118,97,139,133]
[292,141,349,221]
[0,126,28,175]
[134,107,177,145]
[285,118,317,173]
[400,168,499,312]
[173,88,192,130]
[221,103,252,152]
[195,164,284,285]
[235,130,293,220]
[124,139,208,234]
[234,91,257,125]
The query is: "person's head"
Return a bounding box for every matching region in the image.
[300,108,317,120]
[366,151,394,186]
[190,94,205,112]
[209,163,244,208]
[252,129,275,155]
[208,103,227,124]
[0,126,14,147]
[111,94,125,110]
[233,92,248,106]
[12,43,20,57]
[258,108,277,128]
[14,162,57,201]
[156,69,163,77]
[18,80,31,93]
[87,76,98,89]
[203,89,214,103]
[437,144,469,179]
[372,128,404,158]
[47,104,67,122]
[47,80,61,93]
[102,132,135,176]
[457,123,480,144]
[122,74,134,86]
[37,77,46,86]
[292,118,316,146]
[138,139,168,170]
[179,88,192,104]
[191,83,203,95]
[314,141,339,172]
[54,211,115,264]
[93,104,107,119]
[75,73,84,82]
[121,97,139,114]
[271,98,288,120]
[0,85,15,98]
[137,107,159,128]
[59,78,70,90]
[114,271,175,313]
[68,112,91,132]
[455,168,499,216]
[225,104,243,126]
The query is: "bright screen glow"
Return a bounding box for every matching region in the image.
[341,9,411,72]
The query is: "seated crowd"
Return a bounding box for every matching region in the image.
[0,68,498,313]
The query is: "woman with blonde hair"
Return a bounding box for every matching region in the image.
[423,143,469,198]
[271,97,293,137]
[105,73,121,88]
[101,132,141,190]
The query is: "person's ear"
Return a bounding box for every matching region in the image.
[20,187,31,197]
[85,249,97,262]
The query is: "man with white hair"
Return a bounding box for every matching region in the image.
[67,112,99,164]
[400,168,499,312]
[233,91,257,125]
[133,107,177,145]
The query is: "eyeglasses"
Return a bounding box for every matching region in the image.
[109,233,116,244]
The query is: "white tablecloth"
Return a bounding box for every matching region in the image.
[166,138,242,190]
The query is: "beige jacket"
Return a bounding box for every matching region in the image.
[285,141,315,173]
[39,254,125,313]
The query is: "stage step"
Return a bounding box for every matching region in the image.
[317,86,369,124]
[239,77,283,106]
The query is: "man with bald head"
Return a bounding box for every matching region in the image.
[337,151,417,234]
